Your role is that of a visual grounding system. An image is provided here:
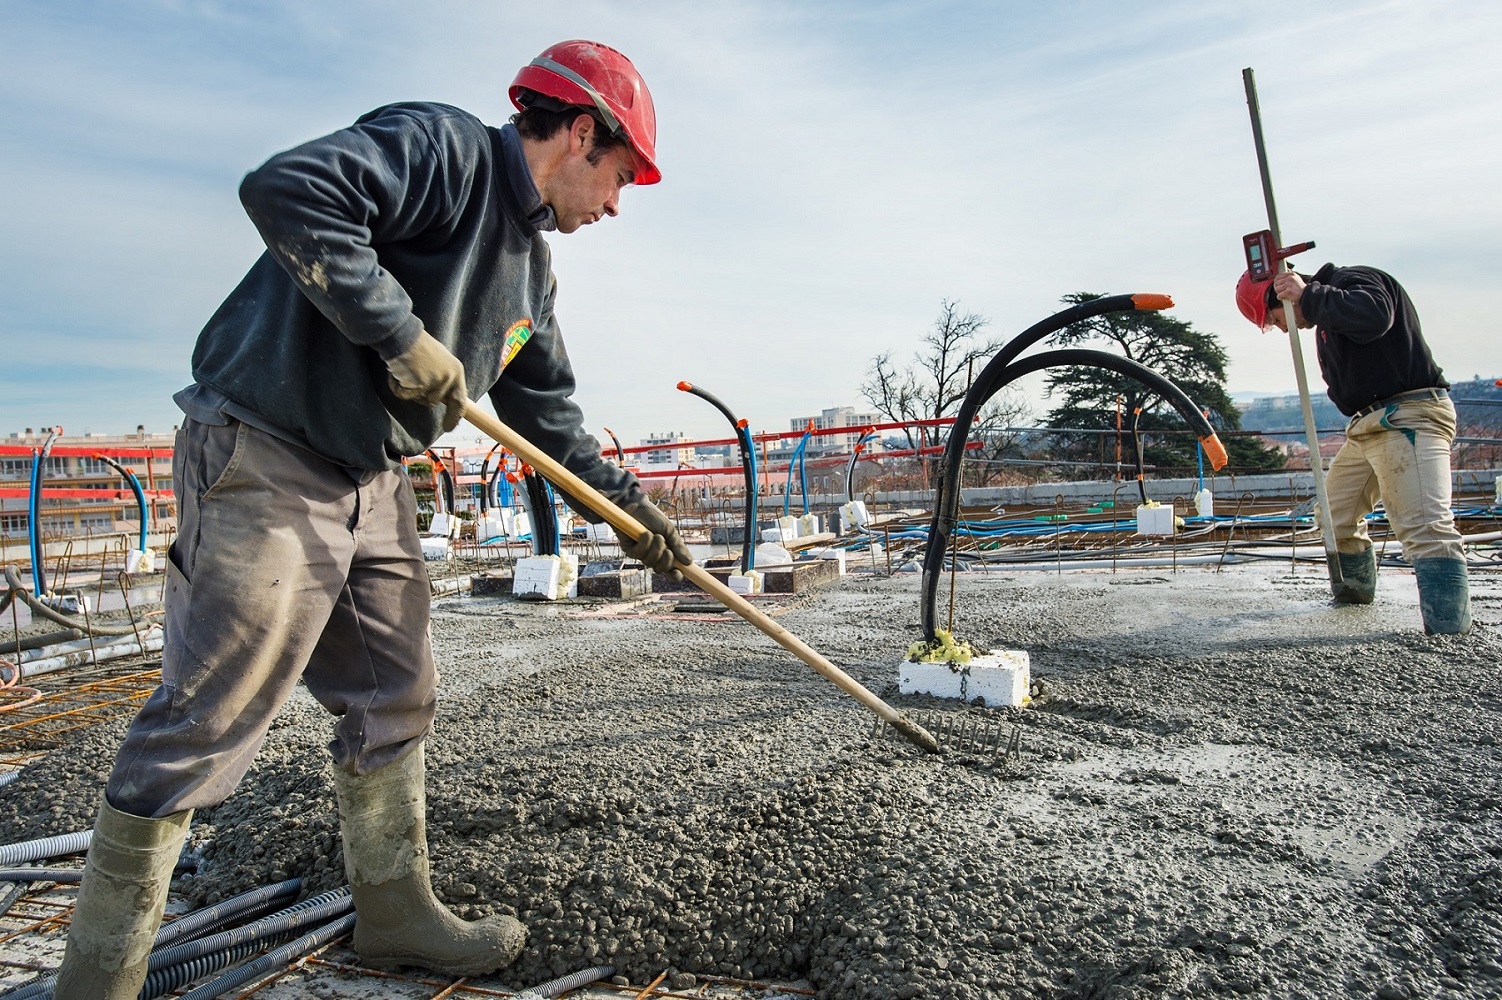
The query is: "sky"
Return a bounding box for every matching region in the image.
[2,0,1499,450]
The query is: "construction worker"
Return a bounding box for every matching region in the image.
[1235,263,1470,634]
[55,40,690,997]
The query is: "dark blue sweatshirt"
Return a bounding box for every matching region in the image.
[1299,263,1447,417]
[183,101,639,503]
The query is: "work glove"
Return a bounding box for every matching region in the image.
[386,331,468,432]
[616,496,692,578]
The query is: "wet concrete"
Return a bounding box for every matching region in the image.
[2,562,1499,999]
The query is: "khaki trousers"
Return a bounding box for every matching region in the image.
[1324,397,1464,564]
[108,419,437,818]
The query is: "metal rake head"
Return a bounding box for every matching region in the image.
[870,709,1021,763]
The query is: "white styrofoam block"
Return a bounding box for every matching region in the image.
[558,553,580,599]
[428,512,454,538]
[798,513,821,536]
[899,660,964,699]
[125,548,156,574]
[965,650,1031,708]
[840,500,870,530]
[512,511,532,539]
[1194,489,1214,518]
[419,536,453,560]
[728,571,762,595]
[479,514,507,541]
[899,650,1031,708]
[816,548,847,575]
[761,526,792,543]
[513,555,562,599]
[778,515,800,540]
[1135,503,1176,536]
[585,522,614,542]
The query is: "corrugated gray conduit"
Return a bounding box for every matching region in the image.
[0,830,91,867]
[2,887,348,1000]
[175,910,357,1000]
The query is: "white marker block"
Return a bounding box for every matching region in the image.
[513,556,562,600]
[419,536,453,560]
[899,650,1031,708]
[1135,503,1176,536]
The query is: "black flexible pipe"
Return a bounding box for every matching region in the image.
[523,471,560,556]
[523,963,619,997]
[844,428,877,504]
[92,454,150,553]
[175,911,356,1000]
[919,344,1226,643]
[478,444,504,515]
[678,381,756,571]
[153,877,303,948]
[603,426,626,465]
[2,566,145,637]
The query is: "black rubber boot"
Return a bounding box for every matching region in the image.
[53,796,192,999]
[332,744,526,976]
[1331,547,1377,605]
[1413,557,1473,635]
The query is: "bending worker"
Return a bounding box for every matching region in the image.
[56,39,691,997]
[1236,262,1471,634]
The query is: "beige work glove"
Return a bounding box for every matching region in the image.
[386,331,468,432]
[616,496,692,578]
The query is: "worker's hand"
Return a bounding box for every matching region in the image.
[386,331,468,432]
[1272,271,1306,303]
[616,496,692,578]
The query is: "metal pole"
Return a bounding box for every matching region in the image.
[1242,67,1343,588]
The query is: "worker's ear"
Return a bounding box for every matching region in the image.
[568,113,594,154]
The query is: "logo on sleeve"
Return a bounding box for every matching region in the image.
[500,318,534,371]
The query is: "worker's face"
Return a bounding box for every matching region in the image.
[548,116,637,234]
[1265,301,1310,332]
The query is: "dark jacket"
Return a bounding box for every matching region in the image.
[184,102,639,503]
[1299,263,1447,416]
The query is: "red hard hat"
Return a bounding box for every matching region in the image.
[509,39,660,185]
[1235,269,1274,329]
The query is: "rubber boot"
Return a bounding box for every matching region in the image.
[53,796,192,999]
[1331,547,1377,605]
[331,744,525,976]
[1413,557,1472,635]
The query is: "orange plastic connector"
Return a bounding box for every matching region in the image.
[1200,434,1229,471]
[1131,293,1175,311]
[676,381,694,392]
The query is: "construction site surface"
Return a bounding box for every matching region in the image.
[2,487,1500,1000]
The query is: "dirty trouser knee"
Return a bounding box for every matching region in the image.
[1414,557,1472,635]
[1332,546,1377,605]
[106,418,437,817]
[53,796,192,999]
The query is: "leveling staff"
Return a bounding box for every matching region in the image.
[53,40,690,999]
[1235,263,1471,634]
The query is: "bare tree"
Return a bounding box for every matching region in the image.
[862,300,1031,485]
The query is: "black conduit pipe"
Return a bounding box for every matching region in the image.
[920,307,1228,644]
[678,381,757,571]
[175,911,356,1000]
[523,471,560,556]
[153,877,304,948]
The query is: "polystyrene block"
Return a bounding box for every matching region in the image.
[899,650,1031,708]
[513,556,562,600]
[419,536,452,560]
[840,500,870,530]
[728,571,762,595]
[1135,503,1176,536]
[428,513,454,538]
[125,548,156,575]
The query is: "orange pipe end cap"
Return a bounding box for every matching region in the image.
[676,381,693,392]
[1201,434,1229,471]
[1132,293,1175,311]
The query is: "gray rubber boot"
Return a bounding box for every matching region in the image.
[1331,547,1377,605]
[1413,557,1473,635]
[332,744,525,976]
[53,796,192,999]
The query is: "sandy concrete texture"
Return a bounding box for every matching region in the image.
[1,561,1499,999]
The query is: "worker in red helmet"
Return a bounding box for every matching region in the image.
[55,40,689,997]
[1235,264,1470,635]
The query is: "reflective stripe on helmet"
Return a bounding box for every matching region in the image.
[529,55,623,136]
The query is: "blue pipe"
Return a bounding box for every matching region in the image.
[93,454,149,552]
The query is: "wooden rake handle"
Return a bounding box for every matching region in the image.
[461,402,939,754]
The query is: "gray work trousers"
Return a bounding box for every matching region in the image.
[107,418,437,818]
[1325,396,1465,563]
